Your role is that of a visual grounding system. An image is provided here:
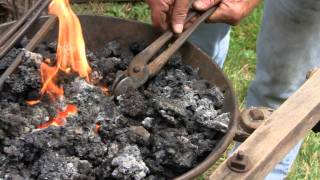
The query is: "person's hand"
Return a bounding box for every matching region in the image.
[147,0,260,33]
[193,0,261,25]
[146,0,191,33]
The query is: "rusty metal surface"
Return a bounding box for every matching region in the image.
[0,15,239,179]
[0,0,41,22]
[241,107,273,132]
[227,150,252,173]
[0,0,51,59]
[234,107,273,142]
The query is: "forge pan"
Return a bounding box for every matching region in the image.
[0,15,239,179]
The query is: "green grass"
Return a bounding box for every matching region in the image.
[289,132,320,179]
[73,2,151,23]
[73,2,320,179]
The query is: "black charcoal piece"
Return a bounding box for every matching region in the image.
[4,50,42,95]
[0,114,27,137]
[129,41,146,55]
[97,57,116,75]
[117,90,148,117]
[19,37,29,48]
[199,87,225,108]
[105,40,121,57]
[111,145,149,180]
[31,151,95,180]
[155,97,189,117]
[142,117,154,129]
[151,128,198,169]
[194,98,229,132]
[210,113,230,133]
[129,126,151,145]
[0,48,21,71]
[47,41,57,53]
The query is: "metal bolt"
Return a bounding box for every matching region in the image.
[227,150,251,173]
[249,109,264,121]
[133,67,141,73]
[236,150,244,160]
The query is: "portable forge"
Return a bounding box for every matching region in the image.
[0,15,319,180]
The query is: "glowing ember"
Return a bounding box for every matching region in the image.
[95,123,101,134]
[100,86,110,96]
[37,104,77,129]
[26,100,41,106]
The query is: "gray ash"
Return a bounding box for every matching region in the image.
[0,40,230,179]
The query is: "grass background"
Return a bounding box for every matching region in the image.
[72,2,320,179]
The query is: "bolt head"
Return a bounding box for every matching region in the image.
[227,150,251,172]
[249,109,264,121]
[236,150,244,160]
[133,67,141,73]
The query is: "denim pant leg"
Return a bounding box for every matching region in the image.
[247,0,320,179]
[189,23,231,68]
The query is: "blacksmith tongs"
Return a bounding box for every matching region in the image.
[112,5,218,96]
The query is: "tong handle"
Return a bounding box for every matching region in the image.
[148,6,217,77]
[127,31,173,78]
[128,11,198,78]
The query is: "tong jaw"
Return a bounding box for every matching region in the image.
[111,67,149,96]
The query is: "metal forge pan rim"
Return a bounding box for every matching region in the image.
[0,15,239,180]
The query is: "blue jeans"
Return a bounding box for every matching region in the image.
[189,23,230,68]
[189,0,320,179]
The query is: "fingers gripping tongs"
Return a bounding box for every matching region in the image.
[112,5,218,96]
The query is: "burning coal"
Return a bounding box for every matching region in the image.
[41,0,91,97]
[29,0,91,128]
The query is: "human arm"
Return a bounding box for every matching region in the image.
[147,0,261,33]
[194,0,261,25]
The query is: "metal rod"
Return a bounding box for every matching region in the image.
[0,0,51,59]
[148,6,217,77]
[127,12,197,75]
[0,0,44,47]
[0,16,57,90]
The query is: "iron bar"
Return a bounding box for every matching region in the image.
[0,0,44,47]
[0,16,57,90]
[0,0,51,59]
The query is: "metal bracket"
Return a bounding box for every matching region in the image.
[227,150,252,173]
[234,107,274,142]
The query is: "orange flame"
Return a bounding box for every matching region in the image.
[34,0,91,128]
[40,0,91,98]
[37,104,77,129]
[40,59,64,99]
